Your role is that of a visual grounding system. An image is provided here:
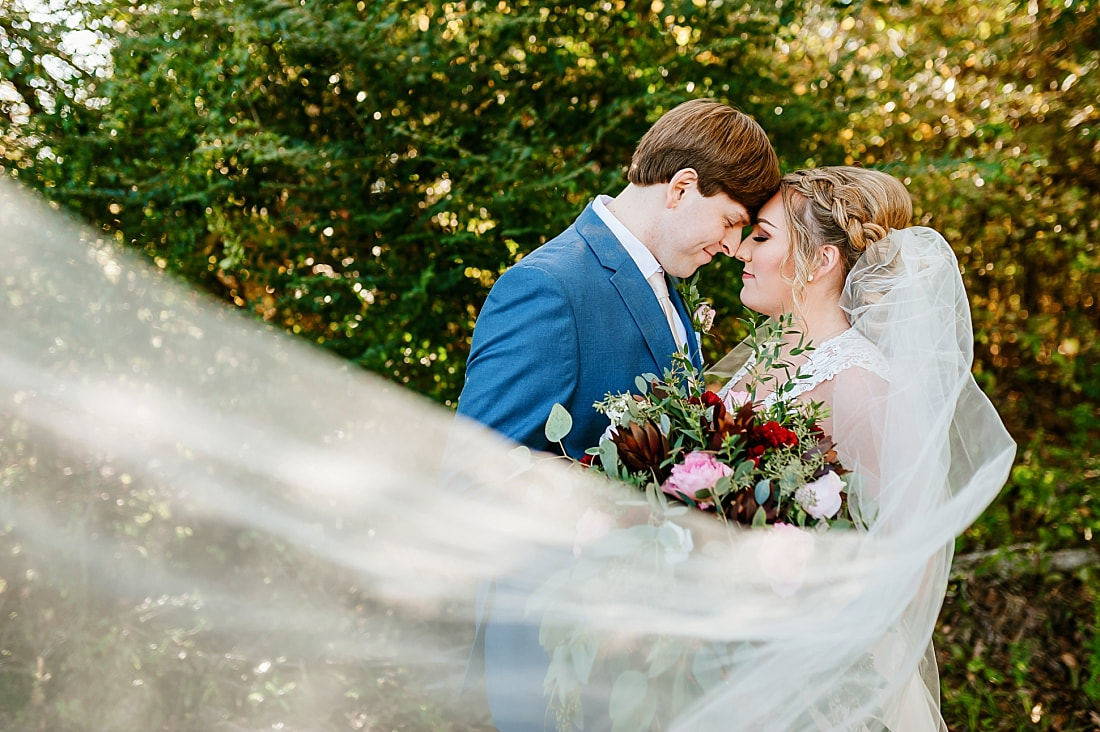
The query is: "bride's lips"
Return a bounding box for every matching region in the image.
[742,271,755,280]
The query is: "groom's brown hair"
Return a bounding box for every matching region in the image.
[628,99,779,212]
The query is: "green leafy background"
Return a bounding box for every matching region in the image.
[2,0,1098,728]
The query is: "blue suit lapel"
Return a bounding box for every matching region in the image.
[574,206,680,369]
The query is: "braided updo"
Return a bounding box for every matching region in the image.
[780,166,912,308]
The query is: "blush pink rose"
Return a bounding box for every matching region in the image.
[794,471,845,520]
[693,303,716,333]
[722,390,752,412]
[573,508,616,558]
[662,451,732,504]
[757,522,815,597]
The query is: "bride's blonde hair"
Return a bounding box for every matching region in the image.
[780,166,912,309]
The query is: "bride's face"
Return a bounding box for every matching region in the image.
[734,192,795,317]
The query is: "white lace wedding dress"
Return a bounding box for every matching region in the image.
[716,328,889,406]
[716,328,890,489]
[717,327,949,731]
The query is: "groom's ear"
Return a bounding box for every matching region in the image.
[665,168,699,208]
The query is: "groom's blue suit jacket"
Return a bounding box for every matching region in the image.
[458,202,701,458]
[455,203,700,730]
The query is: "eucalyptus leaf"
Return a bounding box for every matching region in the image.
[591,526,654,558]
[754,479,772,505]
[691,645,724,691]
[509,445,532,467]
[609,671,657,732]
[646,482,665,513]
[646,637,683,678]
[547,645,579,705]
[635,375,649,393]
[544,403,573,443]
[752,506,768,527]
[571,633,599,684]
[711,475,732,497]
[671,666,694,717]
[731,642,758,667]
[599,439,619,474]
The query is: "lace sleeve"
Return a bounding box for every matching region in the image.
[806,365,890,514]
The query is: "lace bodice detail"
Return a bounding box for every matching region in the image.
[718,329,889,406]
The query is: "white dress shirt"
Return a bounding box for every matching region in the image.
[592,195,688,347]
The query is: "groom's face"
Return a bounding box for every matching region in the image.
[656,187,751,278]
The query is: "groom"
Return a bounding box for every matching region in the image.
[456,99,780,730]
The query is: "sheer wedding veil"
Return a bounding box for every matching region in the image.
[1,178,1014,730]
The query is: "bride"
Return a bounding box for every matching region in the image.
[715,166,910,503]
[703,166,1014,729]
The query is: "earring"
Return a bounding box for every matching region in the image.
[807,274,815,282]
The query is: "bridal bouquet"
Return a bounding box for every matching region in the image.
[545,316,852,530]
[535,316,858,731]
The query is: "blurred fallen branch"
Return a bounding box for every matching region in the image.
[952,543,1100,579]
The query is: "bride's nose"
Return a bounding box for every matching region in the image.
[731,236,750,262]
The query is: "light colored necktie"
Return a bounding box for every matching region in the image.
[648,271,686,348]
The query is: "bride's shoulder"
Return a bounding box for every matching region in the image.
[810,329,890,383]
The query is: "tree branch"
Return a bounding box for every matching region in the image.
[952,543,1099,580]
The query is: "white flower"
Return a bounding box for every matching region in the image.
[603,396,631,425]
[795,471,845,520]
[658,521,694,565]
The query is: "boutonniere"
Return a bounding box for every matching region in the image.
[675,275,716,334]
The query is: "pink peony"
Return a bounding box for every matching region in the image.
[573,508,616,558]
[757,522,815,597]
[662,451,732,504]
[794,471,845,520]
[722,390,752,412]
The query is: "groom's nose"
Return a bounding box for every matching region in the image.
[719,226,750,257]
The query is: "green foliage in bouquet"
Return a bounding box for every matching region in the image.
[546,314,856,531]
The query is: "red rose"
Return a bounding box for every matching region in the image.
[688,390,723,409]
[758,421,798,449]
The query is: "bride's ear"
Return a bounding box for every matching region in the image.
[813,245,843,281]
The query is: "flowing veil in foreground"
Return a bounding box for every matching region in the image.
[0,179,1014,730]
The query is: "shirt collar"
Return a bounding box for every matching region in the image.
[592,195,663,281]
